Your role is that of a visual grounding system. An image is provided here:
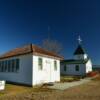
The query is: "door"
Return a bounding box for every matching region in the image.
[44,60,51,83]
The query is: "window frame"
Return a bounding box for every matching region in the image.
[16,59,20,73]
[54,61,57,71]
[0,61,1,72]
[38,58,43,70]
[75,65,79,71]
[4,60,7,72]
[0,59,20,73]
[64,65,67,71]
[11,59,15,72]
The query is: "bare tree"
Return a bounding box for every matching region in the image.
[42,39,62,54]
[41,26,62,54]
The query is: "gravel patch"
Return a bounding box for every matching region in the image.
[48,78,91,90]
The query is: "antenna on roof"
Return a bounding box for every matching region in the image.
[48,26,50,39]
[77,35,82,45]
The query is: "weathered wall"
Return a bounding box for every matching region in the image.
[0,54,33,85]
[32,55,60,85]
[61,64,86,76]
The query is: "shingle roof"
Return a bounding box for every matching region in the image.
[61,59,89,64]
[74,45,85,55]
[0,44,63,60]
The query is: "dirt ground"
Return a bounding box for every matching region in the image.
[0,75,100,100]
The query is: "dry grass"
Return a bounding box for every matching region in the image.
[61,76,81,82]
[0,84,32,97]
[0,75,100,100]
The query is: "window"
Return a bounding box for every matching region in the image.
[54,61,57,71]
[8,60,11,72]
[75,65,79,71]
[0,61,1,72]
[0,61,6,72]
[16,59,19,72]
[64,65,67,71]
[2,61,4,72]
[4,60,7,72]
[0,59,20,73]
[11,59,15,72]
[0,61,2,72]
[38,58,43,70]
[78,55,81,59]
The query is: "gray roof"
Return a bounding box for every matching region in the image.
[61,59,89,64]
[74,45,85,55]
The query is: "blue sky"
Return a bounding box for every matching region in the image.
[0,0,100,64]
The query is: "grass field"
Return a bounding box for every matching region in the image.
[60,76,81,82]
[0,74,100,100]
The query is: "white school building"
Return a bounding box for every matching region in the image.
[0,44,63,86]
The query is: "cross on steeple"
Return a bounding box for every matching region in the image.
[78,35,82,44]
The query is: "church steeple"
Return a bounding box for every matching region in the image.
[74,36,88,60]
[74,45,85,55]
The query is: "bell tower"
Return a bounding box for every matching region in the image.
[74,36,88,60]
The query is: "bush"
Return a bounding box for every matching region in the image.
[61,76,80,82]
[86,71,98,77]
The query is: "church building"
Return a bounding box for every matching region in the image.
[61,36,92,76]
